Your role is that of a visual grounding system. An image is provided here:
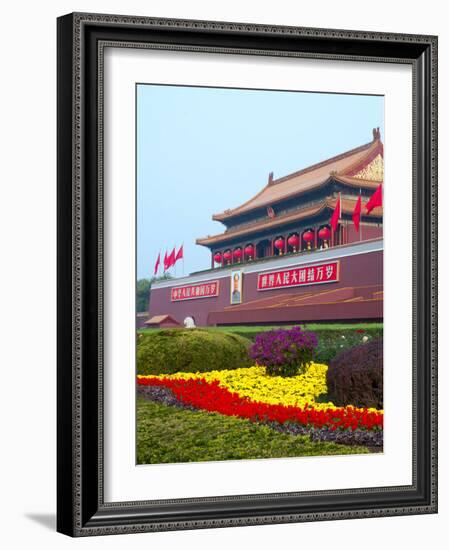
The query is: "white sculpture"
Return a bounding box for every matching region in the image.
[184,316,196,328]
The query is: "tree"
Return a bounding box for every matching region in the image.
[136,274,173,312]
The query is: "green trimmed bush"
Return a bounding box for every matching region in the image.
[313,329,382,364]
[326,339,383,409]
[198,326,382,364]
[137,328,252,375]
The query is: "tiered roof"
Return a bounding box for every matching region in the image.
[197,129,383,247]
[197,197,382,246]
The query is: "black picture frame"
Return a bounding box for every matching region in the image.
[57,12,438,537]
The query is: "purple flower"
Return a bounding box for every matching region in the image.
[250,326,318,377]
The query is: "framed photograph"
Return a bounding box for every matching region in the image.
[57,12,437,536]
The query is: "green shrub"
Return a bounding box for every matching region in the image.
[137,328,252,375]
[326,339,383,409]
[203,326,382,364]
[304,328,381,364]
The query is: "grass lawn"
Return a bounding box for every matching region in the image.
[137,398,370,464]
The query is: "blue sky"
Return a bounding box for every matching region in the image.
[137,85,384,279]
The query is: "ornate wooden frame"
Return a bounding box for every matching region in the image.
[57,12,438,536]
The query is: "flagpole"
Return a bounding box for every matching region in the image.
[359,189,362,242]
[339,192,341,246]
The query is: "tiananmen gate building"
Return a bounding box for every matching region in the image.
[147,129,384,327]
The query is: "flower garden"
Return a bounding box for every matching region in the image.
[136,325,383,464]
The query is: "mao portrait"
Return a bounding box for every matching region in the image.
[230,271,243,304]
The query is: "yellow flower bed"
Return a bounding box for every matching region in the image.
[138,363,383,414]
[138,363,343,410]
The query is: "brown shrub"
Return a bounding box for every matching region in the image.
[326,339,383,409]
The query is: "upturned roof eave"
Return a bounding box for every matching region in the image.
[197,197,383,247]
[212,138,382,222]
[212,175,381,223]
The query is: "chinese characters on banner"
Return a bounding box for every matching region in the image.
[171,280,220,301]
[257,261,339,291]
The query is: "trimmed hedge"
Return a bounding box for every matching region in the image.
[313,329,382,365]
[137,325,383,365]
[199,326,382,365]
[326,339,383,409]
[137,328,252,375]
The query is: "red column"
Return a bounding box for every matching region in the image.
[314,229,317,250]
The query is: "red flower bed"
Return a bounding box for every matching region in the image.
[137,376,383,431]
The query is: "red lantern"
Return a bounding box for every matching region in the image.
[233,248,242,261]
[302,230,314,243]
[223,250,232,262]
[213,252,222,264]
[244,244,254,258]
[318,227,331,240]
[274,237,285,251]
[287,234,299,250]
[302,230,314,251]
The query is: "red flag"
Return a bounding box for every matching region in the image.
[352,195,362,232]
[365,183,382,214]
[175,244,184,264]
[153,251,161,275]
[330,196,341,232]
[163,250,169,272]
[166,247,176,270]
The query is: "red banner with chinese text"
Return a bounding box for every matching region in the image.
[257,261,339,291]
[171,281,220,301]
